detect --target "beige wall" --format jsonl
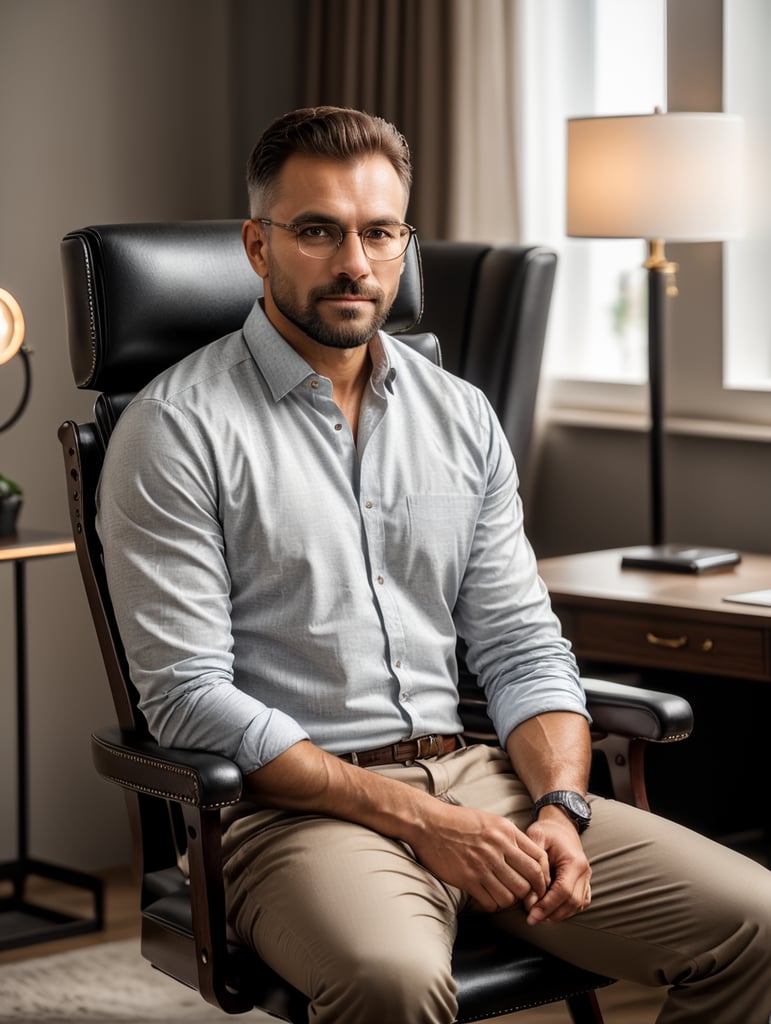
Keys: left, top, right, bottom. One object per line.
{"left": 0, "top": 0, "right": 301, "bottom": 869}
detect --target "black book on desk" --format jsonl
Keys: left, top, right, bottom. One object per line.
{"left": 620, "top": 544, "right": 742, "bottom": 573}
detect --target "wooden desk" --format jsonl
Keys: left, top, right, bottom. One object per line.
{"left": 538, "top": 548, "right": 771, "bottom": 682}
{"left": 538, "top": 548, "right": 771, "bottom": 844}
{"left": 0, "top": 529, "right": 103, "bottom": 949}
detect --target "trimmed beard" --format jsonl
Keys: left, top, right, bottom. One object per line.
{"left": 272, "top": 279, "right": 392, "bottom": 350}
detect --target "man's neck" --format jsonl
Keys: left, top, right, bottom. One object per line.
{"left": 289, "top": 331, "right": 374, "bottom": 442}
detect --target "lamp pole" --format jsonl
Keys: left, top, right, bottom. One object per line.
{"left": 644, "top": 240, "right": 678, "bottom": 547}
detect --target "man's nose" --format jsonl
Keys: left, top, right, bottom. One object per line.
{"left": 330, "top": 232, "right": 371, "bottom": 276}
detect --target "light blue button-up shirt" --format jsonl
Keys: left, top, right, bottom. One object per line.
{"left": 96, "top": 299, "right": 587, "bottom": 773}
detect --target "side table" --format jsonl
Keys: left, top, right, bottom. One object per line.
{"left": 538, "top": 547, "right": 771, "bottom": 846}
{"left": 0, "top": 528, "right": 104, "bottom": 950}
{"left": 537, "top": 547, "right": 771, "bottom": 681}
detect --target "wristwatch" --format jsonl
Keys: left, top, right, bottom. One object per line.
{"left": 532, "top": 790, "right": 591, "bottom": 834}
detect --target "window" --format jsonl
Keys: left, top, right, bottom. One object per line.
{"left": 723, "top": 0, "right": 771, "bottom": 390}
{"left": 518, "top": 0, "right": 665, "bottom": 387}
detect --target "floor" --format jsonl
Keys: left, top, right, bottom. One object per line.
{"left": 1, "top": 868, "right": 667, "bottom": 1023}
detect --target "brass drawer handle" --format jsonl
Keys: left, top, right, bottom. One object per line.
{"left": 646, "top": 631, "right": 687, "bottom": 649}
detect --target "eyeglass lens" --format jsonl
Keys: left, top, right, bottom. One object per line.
{"left": 296, "top": 223, "right": 411, "bottom": 261}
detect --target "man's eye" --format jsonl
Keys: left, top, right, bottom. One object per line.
{"left": 299, "top": 224, "right": 336, "bottom": 240}
{"left": 365, "top": 227, "right": 397, "bottom": 242}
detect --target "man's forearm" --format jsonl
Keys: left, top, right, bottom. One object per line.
{"left": 242, "top": 738, "right": 427, "bottom": 836}
{"left": 505, "top": 711, "right": 592, "bottom": 802}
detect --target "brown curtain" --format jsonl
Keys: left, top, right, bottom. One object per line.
{"left": 303, "top": 0, "right": 521, "bottom": 243}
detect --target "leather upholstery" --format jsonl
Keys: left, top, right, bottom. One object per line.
{"left": 402, "top": 241, "right": 557, "bottom": 480}
{"left": 60, "top": 220, "right": 424, "bottom": 394}
{"left": 58, "top": 221, "right": 693, "bottom": 1023}
{"left": 60, "top": 222, "right": 553, "bottom": 481}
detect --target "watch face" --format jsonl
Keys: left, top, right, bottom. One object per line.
{"left": 535, "top": 791, "right": 591, "bottom": 833}
{"left": 564, "top": 792, "right": 591, "bottom": 819}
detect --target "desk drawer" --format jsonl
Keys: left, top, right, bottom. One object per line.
{"left": 566, "top": 609, "right": 770, "bottom": 680}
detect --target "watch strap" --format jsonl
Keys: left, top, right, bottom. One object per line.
{"left": 532, "top": 790, "right": 591, "bottom": 833}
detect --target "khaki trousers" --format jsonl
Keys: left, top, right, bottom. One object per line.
{"left": 221, "top": 744, "right": 771, "bottom": 1024}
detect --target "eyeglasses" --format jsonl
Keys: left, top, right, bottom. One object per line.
{"left": 257, "top": 219, "right": 415, "bottom": 262}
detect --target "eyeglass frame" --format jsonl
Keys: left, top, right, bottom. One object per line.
{"left": 256, "top": 218, "right": 416, "bottom": 262}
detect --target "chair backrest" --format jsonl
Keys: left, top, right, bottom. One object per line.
{"left": 60, "top": 220, "right": 433, "bottom": 443}
{"left": 403, "top": 241, "right": 557, "bottom": 482}
{"left": 59, "top": 220, "right": 429, "bottom": 735}
{"left": 62, "top": 224, "right": 556, "bottom": 468}
{"left": 59, "top": 222, "right": 556, "bottom": 737}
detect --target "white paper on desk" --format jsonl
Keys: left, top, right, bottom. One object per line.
{"left": 723, "top": 589, "right": 771, "bottom": 607}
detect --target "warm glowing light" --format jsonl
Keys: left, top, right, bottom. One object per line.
{"left": 0, "top": 288, "right": 25, "bottom": 366}
{"left": 567, "top": 112, "right": 744, "bottom": 241}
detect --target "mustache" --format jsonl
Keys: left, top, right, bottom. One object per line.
{"left": 310, "top": 280, "right": 382, "bottom": 301}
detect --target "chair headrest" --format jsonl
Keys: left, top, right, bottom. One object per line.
{"left": 61, "top": 220, "right": 424, "bottom": 393}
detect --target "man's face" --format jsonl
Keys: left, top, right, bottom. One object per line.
{"left": 243, "top": 154, "right": 409, "bottom": 352}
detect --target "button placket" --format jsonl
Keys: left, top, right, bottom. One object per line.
{"left": 359, "top": 431, "right": 410, "bottom": 719}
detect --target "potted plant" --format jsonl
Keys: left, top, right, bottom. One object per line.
{"left": 0, "top": 473, "right": 23, "bottom": 537}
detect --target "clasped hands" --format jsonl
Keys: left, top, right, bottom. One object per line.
{"left": 410, "top": 802, "right": 592, "bottom": 925}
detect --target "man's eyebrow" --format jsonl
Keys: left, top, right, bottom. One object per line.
{"left": 290, "top": 212, "right": 338, "bottom": 225}
{"left": 290, "top": 213, "right": 404, "bottom": 227}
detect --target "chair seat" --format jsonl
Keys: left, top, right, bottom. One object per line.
{"left": 141, "top": 868, "right": 612, "bottom": 1024}
{"left": 452, "top": 915, "right": 613, "bottom": 1022}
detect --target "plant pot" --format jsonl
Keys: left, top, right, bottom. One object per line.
{"left": 0, "top": 495, "right": 22, "bottom": 537}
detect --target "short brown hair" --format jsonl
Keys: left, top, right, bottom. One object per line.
{"left": 246, "top": 106, "right": 412, "bottom": 216}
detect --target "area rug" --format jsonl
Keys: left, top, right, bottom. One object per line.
{"left": 0, "top": 939, "right": 273, "bottom": 1023}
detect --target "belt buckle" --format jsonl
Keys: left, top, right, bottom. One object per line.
{"left": 416, "top": 735, "right": 440, "bottom": 759}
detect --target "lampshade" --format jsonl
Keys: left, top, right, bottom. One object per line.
{"left": 567, "top": 112, "right": 744, "bottom": 242}
{"left": 0, "top": 287, "right": 25, "bottom": 366}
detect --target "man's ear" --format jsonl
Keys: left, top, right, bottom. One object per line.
{"left": 242, "top": 218, "right": 269, "bottom": 278}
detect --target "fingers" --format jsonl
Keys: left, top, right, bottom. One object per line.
{"left": 526, "top": 868, "right": 592, "bottom": 924}
{"left": 455, "top": 822, "right": 552, "bottom": 912}
{"left": 519, "top": 814, "right": 593, "bottom": 924}
{"left": 410, "top": 804, "right": 553, "bottom": 914}
{"left": 465, "top": 849, "right": 545, "bottom": 912}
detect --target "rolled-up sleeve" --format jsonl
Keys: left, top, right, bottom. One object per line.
{"left": 96, "top": 396, "right": 309, "bottom": 772}
{"left": 452, "top": 402, "right": 589, "bottom": 745}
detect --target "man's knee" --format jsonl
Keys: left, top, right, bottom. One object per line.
{"left": 317, "top": 946, "right": 457, "bottom": 1024}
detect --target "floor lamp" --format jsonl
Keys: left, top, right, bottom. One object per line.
{"left": 566, "top": 110, "right": 744, "bottom": 570}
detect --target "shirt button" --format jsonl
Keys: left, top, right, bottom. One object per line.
{"left": 334, "top": 422, "right": 343, "bottom": 431}
{"left": 310, "top": 379, "right": 319, "bottom": 389}
{"left": 376, "top": 575, "right": 384, "bottom": 585}
{"left": 364, "top": 500, "right": 373, "bottom": 509}
{"left": 395, "top": 659, "right": 402, "bottom": 669}
{"left": 400, "top": 691, "right": 410, "bottom": 703}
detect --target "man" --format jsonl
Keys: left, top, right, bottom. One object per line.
{"left": 97, "top": 107, "right": 771, "bottom": 1023}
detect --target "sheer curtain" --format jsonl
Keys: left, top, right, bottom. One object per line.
{"left": 303, "top": 0, "right": 523, "bottom": 243}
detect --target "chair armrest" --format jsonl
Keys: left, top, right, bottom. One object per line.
{"left": 582, "top": 678, "right": 693, "bottom": 811}
{"left": 91, "top": 724, "right": 243, "bottom": 808}
{"left": 91, "top": 725, "right": 252, "bottom": 1012}
{"left": 583, "top": 678, "right": 693, "bottom": 743}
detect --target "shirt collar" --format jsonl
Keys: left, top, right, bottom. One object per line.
{"left": 242, "top": 297, "right": 399, "bottom": 401}
{"left": 369, "top": 333, "right": 398, "bottom": 396}
{"left": 242, "top": 299, "right": 316, "bottom": 402}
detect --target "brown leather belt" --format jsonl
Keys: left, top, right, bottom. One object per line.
{"left": 339, "top": 734, "right": 460, "bottom": 768}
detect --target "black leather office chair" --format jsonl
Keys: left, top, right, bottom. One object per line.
{"left": 58, "top": 221, "right": 693, "bottom": 1023}
{"left": 403, "top": 241, "right": 556, "bottom": 485}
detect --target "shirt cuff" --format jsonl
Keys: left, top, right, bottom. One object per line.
{"left": 235, "top": 706, "right": 311, "bottom": 773}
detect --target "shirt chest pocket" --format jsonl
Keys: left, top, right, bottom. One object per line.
{"left": 404, "top": 493, "right": 482, "bottom": 593}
